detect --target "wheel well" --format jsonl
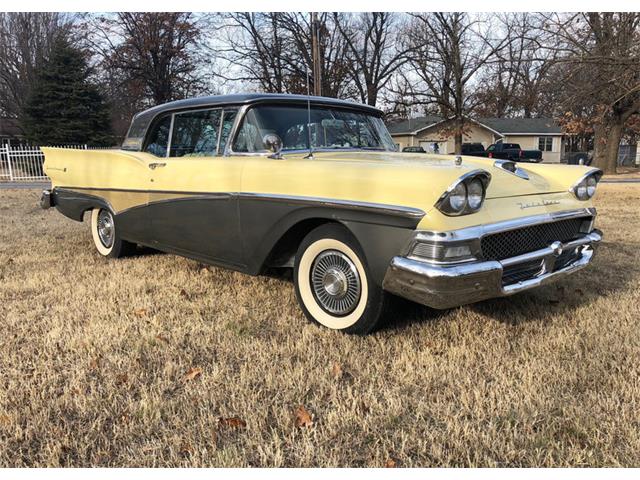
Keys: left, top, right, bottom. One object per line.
{"left": 262, "top": 218, "right": 341, "bottom": 271}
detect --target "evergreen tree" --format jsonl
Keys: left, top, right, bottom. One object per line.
{"left": 23, "top": 37, "right": 113, "bottom": 146}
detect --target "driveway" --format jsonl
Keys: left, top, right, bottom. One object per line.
{"left": 0, "top": 181, "right": 50, "bottom": 189}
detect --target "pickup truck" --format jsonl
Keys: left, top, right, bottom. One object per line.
{"left": 462, "top": 142, "right": 542, "bottom": 162}
{"left": 484, "top": 143, "right": 542, "bottom": 162}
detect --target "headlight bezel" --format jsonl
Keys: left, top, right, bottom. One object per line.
{"left": 435, "top": 170, "right": 491, "bottom": 216}
{"left": 570, "top": 170, "right": 603, "bottom": 201}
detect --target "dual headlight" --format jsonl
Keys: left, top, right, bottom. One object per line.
{"left": 571, "top": 170, "right": 602, "bottom": 201}
{"left": 436, "top": 170, "right": 491, "bottom": 216}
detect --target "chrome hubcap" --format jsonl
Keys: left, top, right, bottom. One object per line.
{"left": 97, "top": 210, "right": 114, "bottom": 248}
{"left": 311, "top": 250, "right": 361, "bottom": 316}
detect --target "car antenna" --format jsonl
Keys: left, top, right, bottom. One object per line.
{"left": 304, "top": 63, "right": 314, "bottom": 159}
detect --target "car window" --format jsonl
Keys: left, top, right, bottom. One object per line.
{"left": 486, "top": 145, "right": 495, "bottom": 152}
{"left": 218, "top": 109, "right": 238, "bottom": 154}
{"left": 144, "top": 114, "right": 172, "bottom": 157}
{"left": 232, "top": 104, "right": 396, "bottom": 153}
{"left": 170, "top": 109, "right": 221, "bottom": 158}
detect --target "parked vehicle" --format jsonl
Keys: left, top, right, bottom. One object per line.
{"left": 41, "top": 93, "right": 603, "bottom": 334}
{"left": 402, "top": 146, "right": 426, "bottom": 153}
{"left": 566, "top": 152, "right": 593, "bottom": 166}
{"left": 482, "top": 142, "right": 543, "bottom": 162}
{"left": 461, "top": 143, "right": 486, "bottom": 156}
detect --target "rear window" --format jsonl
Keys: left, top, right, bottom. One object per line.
{"left": 502, "top": 143, "right": 520, "bottom": 149}
{"left": 122, "top": 114, "right": 152, "bottom": 151}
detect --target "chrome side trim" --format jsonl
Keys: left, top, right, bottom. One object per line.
{"left": 238, "top": 192, "right": 426, "bottom": 219}
{"left": 54, "top": 186, "right": 425, "bottom": 220}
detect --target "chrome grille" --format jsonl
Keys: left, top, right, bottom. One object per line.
{"left": 481, "top": 217, "right": 590, "bottom": 261}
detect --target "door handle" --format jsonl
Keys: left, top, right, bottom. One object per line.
{"left": 148, "top": 162, "right": 167, "bottom": 170}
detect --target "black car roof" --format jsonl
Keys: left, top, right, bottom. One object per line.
{"left": 134, "top": 93, "right": 382, "bottom": 119}
{"left": 122, "top": 93, "right": 384, "bottom": 151}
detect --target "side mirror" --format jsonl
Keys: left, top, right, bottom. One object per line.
{"left": 263, "top": 133, "right": 283, "bottom": 159}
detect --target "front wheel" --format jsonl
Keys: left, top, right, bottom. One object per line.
{"left": 90, "top": 208, "right": 136, "bottom": 258}
{"left": 294, "top": 223, "right": 387, "bottom": 334}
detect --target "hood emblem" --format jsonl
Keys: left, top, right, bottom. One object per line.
{"left": 517, "top": 199, "right": 561, "bottom": 209}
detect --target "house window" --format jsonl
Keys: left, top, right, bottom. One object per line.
{"left": 538, "top": 136, "right": 553, "bottom": 152}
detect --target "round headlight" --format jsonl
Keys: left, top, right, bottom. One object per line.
{"left": 586, "top": 175, "right": 597, "bottom": 198}
{"left": 576, "top": 179, "right": 588, "bottom": 200}
{"left": 467, "top": 178, "right": 484, "bottom": 210}
{"left": 449, "top": 182, "right": 467, "bottom": 211}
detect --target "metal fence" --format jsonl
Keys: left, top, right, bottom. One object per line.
{"left": 0, "top": 144, "right": 113, "bottom": 182}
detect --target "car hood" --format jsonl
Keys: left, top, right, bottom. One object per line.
{"left": 286, "top": 150, "right": 587, "bottom": 199}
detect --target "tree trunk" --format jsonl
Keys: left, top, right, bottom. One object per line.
{"left": 593, "top": 115, "right": 623, "bottom": 174}
{"left": 454, "top": 116, "right": 463, "bottom": 155}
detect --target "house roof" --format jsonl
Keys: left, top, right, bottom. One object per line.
{"left": 387, "top": 115, "right": 562, "bottom": 136}
{"left": 386, "top": 115, "right": 443, "bottom": 135}
{"left": 480, "top": 117, "right": 562, "bottom": 135}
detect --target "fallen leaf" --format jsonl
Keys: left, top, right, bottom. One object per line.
{"left": 180, "top": 289, "right": 189, "bottom": 298}
{"left": 294, "top": 405, "right": 313, "bottom": 428}
{"left": 218, "top": 417, "right": 247, "bottom": 429}
{"left": 155, "top": 334, "right": 169, "bottom": 343}
{"left": 179, "top": 440, "right": 193, "bottom": 456}
{"left": 115, "top": 373, "right": 128, "bottom": 386}
{"left": 182, "top": 367, "right": 202, "bottom": 382}
{"left": 331, "top": 362, "right": 343, "bottom": 379}
{"left": 89, "top": 358, "right": 99, "bottom": 371}
{"left": 133, "top": 308, "right": 147, "bottom": 317}
{"left": 385, "top": 457, "right": 399, "bottom": 468}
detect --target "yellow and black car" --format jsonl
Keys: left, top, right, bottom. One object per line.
{"left": 42, "top": 94, "right": 603, "bottom": 334}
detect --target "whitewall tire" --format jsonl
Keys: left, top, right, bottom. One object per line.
{"left": 294, "top": 224, "right": 387, "bottom": 334}
{"left": 90, "top": 208, "right": 135, "bottom": 258}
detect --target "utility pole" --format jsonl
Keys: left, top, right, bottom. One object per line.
{"left": 311, "top": 12, "right": 322, "bottom": 96}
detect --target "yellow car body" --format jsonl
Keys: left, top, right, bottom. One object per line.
{"left": 41, "top": 94, "right": 603, "bottom": 333}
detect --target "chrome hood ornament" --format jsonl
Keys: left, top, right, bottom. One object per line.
{"left": 494, "top": 160, "right": 529, "bottom": 180}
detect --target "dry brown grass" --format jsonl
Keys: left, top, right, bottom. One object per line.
{"left": 0, "top": 184, "right": 639, "bottom": 467}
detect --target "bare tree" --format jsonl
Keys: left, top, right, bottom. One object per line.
{"left": 474, "top": 13, "right": 559, "bottom": 118}
{"left": 542, "top": 13, "right": 640, "bottom": 173}
{"left": 0, "top": 13, "right": 73, "bottom": 122}
{"left": 89, "top": 13, "right": 206, "bottom": 107}
{"left": 400, "top": 12, "right": 511, "bottom": 154}
{"left": 333, "top": 12, "right": 409, "bottom": 106}
{"left": 215, "top": 13, "right": 353, "bottom": 98}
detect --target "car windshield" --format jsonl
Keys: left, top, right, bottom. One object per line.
{"left": 233, "top": 104, "right": 396, "bottom": 153}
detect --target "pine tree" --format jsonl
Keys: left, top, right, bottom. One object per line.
{"left": 23, "top": 37, "right": 114, "bottom": 146}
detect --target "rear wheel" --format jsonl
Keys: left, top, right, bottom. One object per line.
{"left": 90, "top": 208, "right": 136, "bottom": 258}
{"left": 294, "top": 223, "right": 387, "bottom": 334}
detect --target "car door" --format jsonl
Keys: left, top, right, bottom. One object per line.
{"left": 146, "top": 108, "right": 245, "bottom": 268}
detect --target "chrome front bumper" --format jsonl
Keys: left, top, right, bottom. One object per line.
{"left": 382, "top": 230, "right": 602, "bottom": 310}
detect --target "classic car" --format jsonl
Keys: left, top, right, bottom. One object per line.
{"left": 41, "top": 93, "right": 603, "bottom": 334}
